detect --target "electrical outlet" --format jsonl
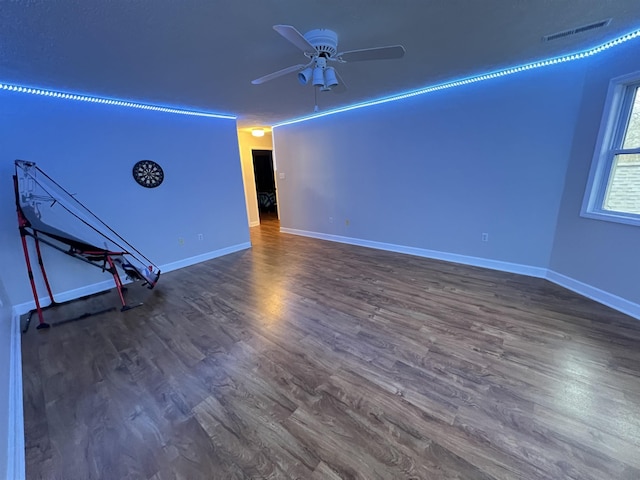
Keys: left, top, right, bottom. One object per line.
{"left": 345, "top": 219, "right": 350, "bottom": 226}
{"left": 481, "top": 233, "right": 489, "bottom": 242}
{"left": 329, "top": 216, "right": 334, "bottom": 223}
{"left": 198, "top": 233, "right": 204, "bottom": 241}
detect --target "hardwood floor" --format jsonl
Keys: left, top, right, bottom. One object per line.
{"left": 22, "top": 216, "right": 640, "bottom": 479}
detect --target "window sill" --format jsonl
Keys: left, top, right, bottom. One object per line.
{"left": 580, "top": 209, "right": 640, "bottom": 227}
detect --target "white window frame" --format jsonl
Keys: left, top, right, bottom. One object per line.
{"left": 582, "top": 71, "right": 640, "bottom": 226}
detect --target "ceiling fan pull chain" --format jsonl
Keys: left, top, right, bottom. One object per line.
{"left": 314, "top": 86, "right": 319, "bottom": 112}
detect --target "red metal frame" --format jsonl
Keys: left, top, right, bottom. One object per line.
{"left": 33, "top": 232, "right": 56, "bottom": 303}
{"left": 13, "top": 175, "right": 139, "bottom": 328}
{"left": 106, "top": 256, "right": 129, "bottom": 310}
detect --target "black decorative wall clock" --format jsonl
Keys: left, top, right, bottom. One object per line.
{"left": 132, "top": 160, "right": 164, "bottom": 188}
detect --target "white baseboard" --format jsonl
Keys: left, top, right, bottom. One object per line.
{"left": 11, "top": 242, "right": 252, "bottom": 316}
{"left": 11, "top": 278, "right": 121, "bottom": 317}
{"left": 280, "top": 227, "right": 640, "bottom": 321}
{"left": 249, "top": 220, "right": 260, "bottom": 227}
{"left": 546, "top": 270, "right": 640, "bottom": 320}
{"left": 7, "top": 313, "right": 25, "bottom": 480}
{"left": 160, "top": 242, "right": 251, "bottom": 273}
{"left": 280, "top": 228, "right": 547, "bottom": 278}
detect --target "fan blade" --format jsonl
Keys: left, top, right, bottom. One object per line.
{"left": 332, "top": 70, "right": 347, "bottom": 94}
{"left": 251, "top": 64, "right": 308, "bottom": 85}
{"left": 337, "top": 45, "right": 405, "bottom": 63}
{"left": 273, "top": 25, "right": 317, "bottom": 55}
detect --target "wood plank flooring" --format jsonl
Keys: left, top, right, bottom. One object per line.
{"left": 22, "top": 216, "right": 640, "bottom": 479}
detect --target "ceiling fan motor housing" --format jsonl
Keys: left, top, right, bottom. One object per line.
{"left": 303, "top": 29, "right": 338, "bottom": 57}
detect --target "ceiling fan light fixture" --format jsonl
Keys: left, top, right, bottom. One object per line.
{"left": 298, "top": 67, "right": 313, "bottom": 85}
{"left": 312, "top": 66, "right": 325, "bottom": 86}
{"left": 250, "top": 24, "right": 406, "bottom": 95}
{"left": 324, "top": 67, "right": 338, "bottom": 88}
{"left": 251, "top": 128, "right": 265, "bottom": 137}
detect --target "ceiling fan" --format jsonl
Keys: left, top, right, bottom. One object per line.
{"left": 251, "top": 25, "right": 406, "bottom": 93}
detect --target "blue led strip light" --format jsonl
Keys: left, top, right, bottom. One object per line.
{"left": 0, "top": 83, "right": 236, "bottom": 120}
{"left": 274, "top": 28, "right": 640, "bottom": 128}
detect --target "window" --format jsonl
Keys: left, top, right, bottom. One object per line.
{"left": 582, "top": 73, "right": 640, "bottom": 225}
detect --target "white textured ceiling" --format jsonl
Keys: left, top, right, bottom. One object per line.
{"left": 1, "top": 1, "right": 640, "bottom": 127}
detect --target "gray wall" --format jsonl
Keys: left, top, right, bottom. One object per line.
{"left": 275, "top": 38, "right": 640, "bottom": 309}
{"left": 275, "top": 61, "right": 586, "bottom": 269}
{"left": 551, "top": 39, "right": 640, "bottom": 304}
{"left": 0, "top": 90, "right": 249, "bottom": 306}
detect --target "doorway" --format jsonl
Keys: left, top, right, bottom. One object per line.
{"left": 252, "top": 149, "right": 277, "bottom": 221}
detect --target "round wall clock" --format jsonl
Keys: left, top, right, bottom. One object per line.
{"left": 132, "top": 160, "right": 164, "bottom": 188}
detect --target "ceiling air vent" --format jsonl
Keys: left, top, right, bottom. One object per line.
{"left": 543, "top": 18, "right": 611, "bottom": 42}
